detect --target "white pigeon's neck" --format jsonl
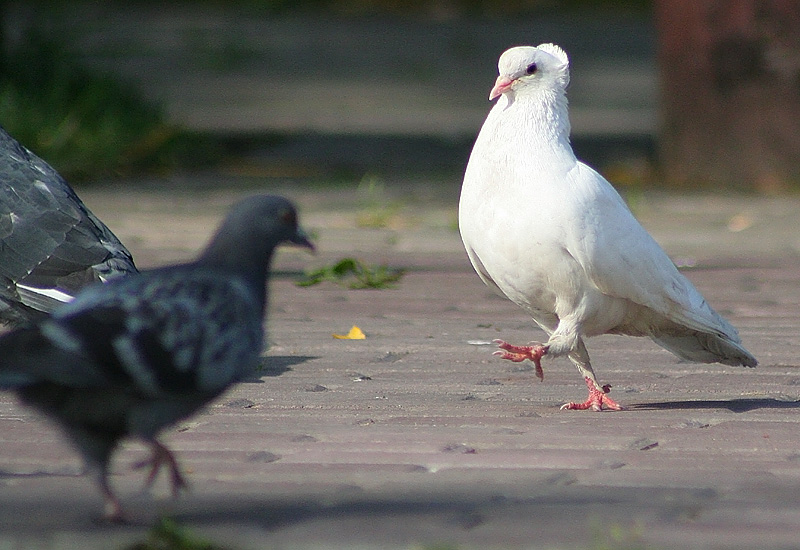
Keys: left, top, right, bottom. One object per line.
{"left": 495, "top": 88, "right": 572, "bottom": 150}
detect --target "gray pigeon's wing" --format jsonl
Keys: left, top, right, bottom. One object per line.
{"left": 0, "top": 126, "right": 137, "bottom": 323}
{"left": 0, "top": 267, "right": 263, "bottom": 399}
{"left": 46, "top": 267, "right": 265, "bottom": 396}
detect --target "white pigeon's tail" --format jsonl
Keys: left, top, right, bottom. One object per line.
{"left": 651, "top": 332, "right": 757, "bottom": 368}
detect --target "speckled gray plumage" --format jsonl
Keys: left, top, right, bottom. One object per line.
{"left": 0, "top": 194, "right": 313, "bottom": 520}
{"left": 0, "top": 126, "right": 137, "bottom": 325}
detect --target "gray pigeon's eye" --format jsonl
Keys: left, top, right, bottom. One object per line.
{"left": 526, "top": 63, "right": 537, "bottom": 75}
{"left": 280, "top": 208, "right": 297, "bottom": 227}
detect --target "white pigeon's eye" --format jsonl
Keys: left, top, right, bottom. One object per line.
{"left": 526, "top": 63, "right": 538, "bottom": 75}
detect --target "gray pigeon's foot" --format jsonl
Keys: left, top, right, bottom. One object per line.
{"left": 134, "top": 440, "right": 188, "bottom": 497}
{"left": 99, "top": 478, "right": 126, "bottom": 523}
{"left": 560, "top": 376, "right": 624, "bottom": 412}
{"left": 492, "top": 339, "right": 547, "bottom": 381}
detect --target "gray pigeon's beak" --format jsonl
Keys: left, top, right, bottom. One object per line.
{"left": 290, "top": 228, "right": 315, "bottom": 252}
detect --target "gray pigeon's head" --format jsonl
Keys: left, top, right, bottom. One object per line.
{"left": 489, "top": 43, "right": 570, "bottom": 100}
{"left": 230, "top": 195, "right": 312, "bottom": 248}
{"left": 200, "top": 195, "right": 313, "bottom": 270}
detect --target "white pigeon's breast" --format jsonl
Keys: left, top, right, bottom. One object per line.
{"left": 460, "top": 161, "right": 576, "bottom": 315}
{"left": 460, "top": 194, "right": 640, "bottom": 336}
{"left": 458, "top": 116, "right": 634, "bottom": 334}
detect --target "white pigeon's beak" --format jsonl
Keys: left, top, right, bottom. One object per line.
{"left": 489, "top": 75, "right": 514, "bottom": 100}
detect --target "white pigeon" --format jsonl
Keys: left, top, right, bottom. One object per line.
{"left": 458, "top": 43, "right": 757, "bottom": 411}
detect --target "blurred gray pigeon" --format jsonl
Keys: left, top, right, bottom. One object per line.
{"left": 0, "top": 194, "right": 313, "bottom": 520}
{"left": 459, "top": 44, "right": 757, "bottom": 411}
{"left": 0, "top": 125, "right": 137, "bottom": 325}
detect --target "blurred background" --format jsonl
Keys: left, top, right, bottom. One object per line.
{"left": 0, "top": 0, "right": 797, "bottom": 192}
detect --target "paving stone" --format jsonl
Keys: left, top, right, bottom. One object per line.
{"left": 1, "top": 185, "right": 799, "bottom": 549}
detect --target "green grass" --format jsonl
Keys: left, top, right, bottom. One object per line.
{"left": 125, "top": 517, "right": 231, "bottom": 550}
{"left": 356, "top": 174, "right": 406, "bottom": 229}
{"left": 590, "top": 519, "right": 652, "bottom": 550}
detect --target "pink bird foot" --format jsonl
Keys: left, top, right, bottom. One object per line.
{"left": 134, "top": 440, "right": 188, "bottom": 497}
{"left": 100, "top": 479, "right": 126, "bottom": 523}
{"left": 492, "top": 339, "right": 547, "bottom": 381}
{"left": 560, "top": 376, "right": 624, "bottom": 412}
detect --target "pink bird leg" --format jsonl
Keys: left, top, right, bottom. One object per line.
{"left": 492, "top": 339, "right": 546, "bottom": 381}
{"left": 97, "top": 440, "right": 187, "bottom": 523}
{"left": 492, "top": 340, "right": 624, "bottom": 411}
{"left": 560, "top": 376, "right": 624, "bottom": 412}
{"left": 99, "top": 475, "right": 125, "bottom": 523}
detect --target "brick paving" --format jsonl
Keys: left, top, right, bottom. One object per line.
{"left": 1, "top": 184, "right": 799, "bottom": 549}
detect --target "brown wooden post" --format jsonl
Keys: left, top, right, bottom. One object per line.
{"left": 655, "top": 0, "right": 800, "bottom": 192}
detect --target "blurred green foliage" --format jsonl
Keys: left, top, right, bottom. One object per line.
{"left": 0, "top": 31, "right": 217, "bottom": 181}
{"left": 228, "top": 0, "right": 650, "bottom": 15}
{"left": 0, "top": 0, "right": 648, "bottom": 181}
{"left": 30, "top": 0, "right": 650, "bottom": 15}
{"left": 125, "top": 517, "right": 230, "bottom": 550}
{"left": 298, "top": 257, "right": 405, "bottom": 289}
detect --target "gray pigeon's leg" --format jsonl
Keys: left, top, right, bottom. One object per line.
{"left": 64, "top": 430, "right": 125, "bottom": 521}
{"left": 96, "top": 464, "right": 125, "bottom": 523}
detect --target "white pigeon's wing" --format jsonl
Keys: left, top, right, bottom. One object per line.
{"left": 566, "top": 163, "right": 740, "bottom": 342}
{"left": 463, "top": 244, "right": 506, "bottom": 297}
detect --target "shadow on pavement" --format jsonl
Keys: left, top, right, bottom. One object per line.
{"left": 170, "top": 488, "right": 683, "bottom": 534}
{"left": 242, "top": 355, "right": 318, "bottom": 382}
{"left": 629, "top": 398, "right": 800, "bottom": 413}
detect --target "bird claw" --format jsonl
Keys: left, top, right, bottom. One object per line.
{"left": 133, "top": 440, "right": 188, "bottom": 497}
{"left": 99, "top": 487, "right": 127, "bottom": 524}
{"left": 560, "top": 377, "right": 624, "bottom": 411}
{"left": 491, "top": 349, "right": 528, "bottom": 362}
{"left": 97, "top": 439, "right": 188, "bottom": 523}
{"left": 101, "top": 505, "right": 127, "bottom": 524}
{"left": 492, "top": 339, "right": 547, "bottom": 381}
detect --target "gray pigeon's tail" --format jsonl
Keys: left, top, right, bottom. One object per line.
{"left": 0, "top": 321, "right": 109, "bottom": 391}
{"left": 0, "top": 326, "right": 60, "bottom": 389}
{"left": 651, "top": 331, "right": 757, "bottom": 368}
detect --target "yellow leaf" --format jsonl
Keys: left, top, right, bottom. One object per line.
{"left": 333, "top": 325, "right": 366, "bottom": 340}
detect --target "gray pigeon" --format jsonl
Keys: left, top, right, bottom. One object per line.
{"left": 0, "top": 125, "right": 137, "bottom": 325}
{"left": 0, "top": 194, "right": 313, "bottom": 521}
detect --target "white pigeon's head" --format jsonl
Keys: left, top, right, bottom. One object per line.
{"left": 489, "top": 43, "right": 570, "bottom": 101}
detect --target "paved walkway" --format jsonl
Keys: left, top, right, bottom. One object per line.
{"left": 1, "top": 182, "right": 799, "bottom": 549}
